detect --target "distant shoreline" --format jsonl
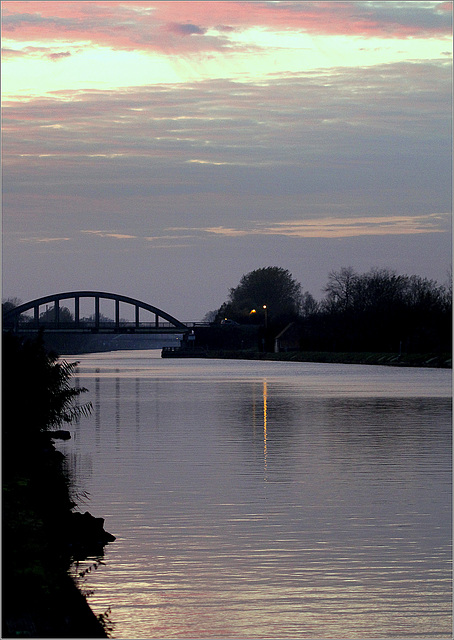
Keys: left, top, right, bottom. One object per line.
{"left": 197, "top": 350, "right": 452, "bottom": 368}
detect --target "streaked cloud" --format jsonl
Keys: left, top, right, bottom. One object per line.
{"left": 3, "top": 61, "right": 450, "bottom": 227}
{"left": 80, "top": 230, "right": 198, "bottom": 246}
{"left": 70, "top": 212, "right": 452, "bottom": 246}
{"left": 81, "top": 230, "right": 137, "bottom": 240}
{"left": 200, "top": 213, "right": 450, "bottom": 239}
{"left": 19, "top": 236, "right": 71, "bottom": 243}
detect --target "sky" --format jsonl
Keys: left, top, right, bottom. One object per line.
{"left": 2, "top": 1, "right": 452, "bottom": 321}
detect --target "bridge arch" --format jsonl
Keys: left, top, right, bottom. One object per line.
{"left": 3, "top": 291, "right": 188, "bottom": 334}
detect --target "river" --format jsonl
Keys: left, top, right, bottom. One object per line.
{"left": 57, "top": 350, "right": 452, "bottom": 639}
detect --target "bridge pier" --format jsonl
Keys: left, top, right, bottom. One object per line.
{"left": 115, "top": 299, "right": 120, "bottom": 331}
{"left": 75, "top": 297, "right": 80, "bottom": 328}
{"left": 95, "top": 296, "right": 100, "bottom": 331}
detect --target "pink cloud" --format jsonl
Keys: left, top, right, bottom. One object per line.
{"left": 2, "top": 44, "right": 74, "bottom": 61}
{"left": 1, "top": 1, "right": 451, "bottom": 59}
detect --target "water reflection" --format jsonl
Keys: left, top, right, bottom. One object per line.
{"left": 320, "top": 397, "right": 452, "bottom": 471}
{"left": 61, "top": 354, "right": 451, "bottom": 639}
{"left": 95, "top": 377, "right": 101, "bottom": 448}
{"left": 226, "top": 378, "right": 301, "bottom": 463}
{"left": 115, "top": 377, "right": 120, "bottom": 451}
{"left": 135, "top": 377, "right": 140, "bottom": 436}
{"left": 263, "top": 379, "right": 267, "bottom": 478}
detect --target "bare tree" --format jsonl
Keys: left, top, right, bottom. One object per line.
{"left": 323, "top": 266, "right": 357, "bottom": 312}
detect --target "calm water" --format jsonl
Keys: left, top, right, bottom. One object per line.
{"left": 58, "top": 350, "right": 452, "bottom": 639}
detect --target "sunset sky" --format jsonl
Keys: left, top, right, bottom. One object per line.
{"left": 2, "top": 1, "right": 452, "bottom": 320}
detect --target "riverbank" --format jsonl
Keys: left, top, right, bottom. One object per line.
{"left": 3, "top": 431, "right": 112, "bottom": 638}
{"left": 202, "top": 350, "right": 452, "bottom": 368}
{"left": 2, "top": 334, "right": 114, "bottom": 638}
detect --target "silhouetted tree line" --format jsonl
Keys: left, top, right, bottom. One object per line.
{"left": 3, "top": 264, "right": 452, "bottom": 355}
{"left": 210, "top": 266, "right": 452, "bottom": 354}
{"left": 301, "top": 267, "right": 451, "bottom": 354}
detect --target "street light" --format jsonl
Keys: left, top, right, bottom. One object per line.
{"left": 263, "top": 305, "right": 268, "bottom": 329}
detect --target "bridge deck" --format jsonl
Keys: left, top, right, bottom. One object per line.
{"left": 4, "top": 322, "right": 190, "bottom": 334}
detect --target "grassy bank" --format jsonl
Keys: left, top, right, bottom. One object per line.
{"left": 203, "top": 350, "right": 452, "bottom": 368}
{"left": 2, "top": 334, "right": 113, "bottom": 638}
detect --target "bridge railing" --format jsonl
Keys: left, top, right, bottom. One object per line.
{"left": 4, "top": 318, "right": 212, "bottom": 329}
{"left": 4, "top": 319, "right": 189, "bottom": 332}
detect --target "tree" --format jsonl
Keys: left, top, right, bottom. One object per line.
{"left": 218, "top": 267, "right": 303, "bottom": 324}
{"left": 300, "top": 291, "right": 319, "bottom": 317}
{"left": 84, "top": 313, "right": 113, "bottom": 323}
{"left": 444, "top": 266, "right": 452, "bottom": 302}
{"left": 40, "top": 306, "right": 74, "bottom": 323}
{"left": 2, "top": 297, "right": 22, "bottom": 315}
{"left": 322, "top": 266, "right": 357, "bottom": 313}
{"left": 316, "top": 266, "right": 452, "bottom": 353}
{"left": 403, "top": 275, "right": 446, "bottom": 311}
{"left": 202, "top": 309, "right": 218, "bottom": 323}
{"left": 2, "top": 333, "right": 91, "bottom": 439}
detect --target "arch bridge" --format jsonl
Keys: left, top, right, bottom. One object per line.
{"left": 3, "top": 291, "right": 189, "bottom": 335}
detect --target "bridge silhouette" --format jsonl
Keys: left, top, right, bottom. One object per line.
{"left": 3, "top": 291, "right": 192, "bottom": 335}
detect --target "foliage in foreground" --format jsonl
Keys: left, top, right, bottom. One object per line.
{"left": 3, "top": 332, "right": 92, "bottom": 440}
{"left": 2, "top": 333, "right": 109, "bottom": 638}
